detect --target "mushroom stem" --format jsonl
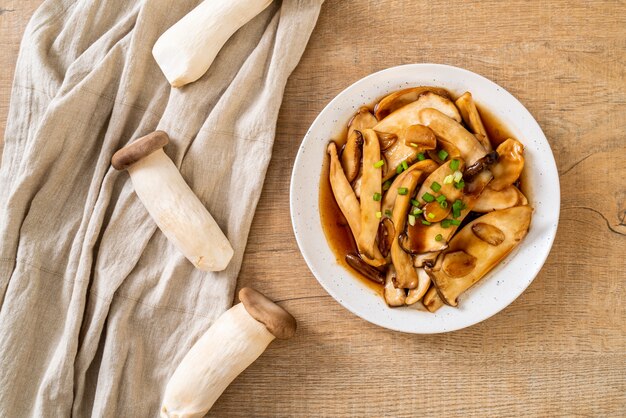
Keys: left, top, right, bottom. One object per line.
{"left": 161, "top": 288, "right": 296, "bottom": 418}
{"left": 112, "top": 132, "right": 234, "bottom": 271}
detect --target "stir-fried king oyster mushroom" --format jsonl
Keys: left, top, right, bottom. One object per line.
{"left": 473, "top": 184, "right": 528, "bottom": 212}
{"left": 374, "top": 92, "right": 461, "bottom": 178}
{"left": 323, "top": 87, "right": 532, "bottom": 313}
{"left": 490, "top": 138, "right": 525, "bottom": 191}
{"left": 375, "top": 86, "right": 452, "bottom": 120}
{"left": 426, "top": 206, "right": 532, "bottom": 306}
{"left": 359, "top": 129, "right": 383, "bottom": 259}
{"left": 327, "top": 142, "right": 385, "bottom": 266}
{"left": 390, "top": 170, "right": 422, "bottom": 289}
{"left": 455, "top": 92, "right": 492, "bottom": 152}
{"left": 417, "top": 108, "right": 487, "bottom": 166}
{"left": 384, "top": 265, "right": 406, "bottom": 307}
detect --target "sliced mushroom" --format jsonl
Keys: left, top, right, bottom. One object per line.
{"left": 417, "top": 108, "right": 487, "bottom": 166}
{"left": 412, "top": 252, "right": 438, "bottom": 268}
{"left": 340, "top": 130, "right": 363, "bottom": 183}
{"left": 374, "top": 92, "right": 462, "bottom": 179}
{"left": 327, "top": 142, "right": 362, "bottom": 240}
{"left": 441, "top": 250, "right": 477, "bottom": 277}
{"left": 426, "top": 206, "right": 533, "bottom": 306}
{"left": 422, "top": 286, "right": 445, "bottom": 313}
{"left": 463, "top": 151, "right": 499, "bottom": 181}
{"left": 472, "top": 222, "right": 505, "bottom": 246}
{"left": 348, "top": 106, "right": 378, "bottom": 138}
{"left": 400, "top": 160, "right": 466, "bottom": 254}
{"left": 359, "top": 129, "right": 383, "bottom": 259}
{"left": 381, "top": 159, "right": 439, "bottom": 216}
{"left": 455, "top": 92, "right": 492, "bottom": 151}
{"left": 390, "top": 170, "right": 421, "bottom": 289}
{"left": 345, "top": 254, "right": 385, "bottom": 284}
{"left": 377, "top": 217, "right": 395, "bottom": 258}
{"left": 376, "top": 131, "right": 398, "bottom": 151}
{"left": 374, "top": 86, "right": 452, "bottom": 120}
{"left": 402, "top": 125, "right": 437, "bottom": 149}
{"left": 490, "top": 138, "right": 525, "bottom": 191}
{"left": 352, "top": 173, "right": 362, "bottom": 199}
{"left": 473, "top": 185, "right": 528, "bottom": 212}
{"left": 384, "top": 265, "right": 406, "bottom": 307}
{"left": 405, "top": 268, "right": 431, "bottom": 305}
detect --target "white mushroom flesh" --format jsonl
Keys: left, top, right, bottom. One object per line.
{"left": 490, "top": 138, "right": 525, "bottom": 191}
{"left": 129, "top": 149, "right": 234, "bottom": 271}
{"left": 455, "top": 92, "right": 492, "bottom": 151}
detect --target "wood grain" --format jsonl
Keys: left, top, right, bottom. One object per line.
{"left": 2, "top": 0, "right": 625, "bottom": 416}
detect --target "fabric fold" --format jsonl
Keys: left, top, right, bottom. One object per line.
{"left": 0, "top": 0, "right": 323, "bottom": 416}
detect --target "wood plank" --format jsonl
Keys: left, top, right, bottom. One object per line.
{"left": 2, "top": 0, "right": 625, "bottom": 416}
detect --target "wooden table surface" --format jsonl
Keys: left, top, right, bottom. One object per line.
{"left": 2, "top": 1, "right": 625, "bottom": 416}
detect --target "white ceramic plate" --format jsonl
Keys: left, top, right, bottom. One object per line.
{"left": 290, "top": 64, "right": 559, "bottom": 334}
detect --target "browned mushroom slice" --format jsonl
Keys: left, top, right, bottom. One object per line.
{"left": 490, "top": 138, "right": 525, "bottom": 191}
{"left": 347, "top": 106, "right": 377, "bottom": 138}
{"left": 374, "top": 92, "right": 462, "bottom": 180}
{"left": 412, "top": 252, "right": 438, "bottom": 268}
{"left": 422, "top": 285, "right": 445, "bottom": 312}
{"left": 376, "top": 132, "right": 398, "bottom": 151}
{"left": 417, "top": 108, "right": 487, "bottom": 166}
{"left": 327, "top": 142, "right": 361, "bottom": 240}
{"left": 374, "top": 86, "right": 452, "bottom": 120}
{"left": 472, "top": 223, "right": 505, "bottom": 246}
{"left": 381, "top": 159, "right": 439, "bottom": 215}
{"left": 405, "top": 268, "right": 431, "bottom": 305}
{"left": 402, "top": 125, "right": 437, "bottom": 149}
{"left": 351, "top": 174, "right": 362, "bottom": 199}
{"left": 384, "top": 265, "right": 406, "bottom": 307}
{"left": 345, "top": 253, "right": 385, "bottom": 284}
{"left": 455, "top": 92, "right": 492, "bottom": 151}
{"left": 340, "top": 130, "right": 363, "bottom": 183}
{"left": 390, "top": 170, "right": 421, "bottom": 289}
{"left": 426, "top": 206, "right": 532, "bottom": 307}
{"left": 400, "top": 160, "right": 466, "bottom": 254}
{"left": 377, "top": 217, "right": 395, "bottom": 258}
{"left": 473, "top": 185, "right": 528, "bottom": 212}
{"left": 358, "top": 129, "right": 383, "bottom": 259}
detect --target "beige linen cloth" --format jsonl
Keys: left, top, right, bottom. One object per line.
{"left": 0, "top": 0, "right": 322, "bottom": 416}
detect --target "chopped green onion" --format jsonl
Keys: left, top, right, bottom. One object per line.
{"left": 443, "top": 174, "right": 454, "bottom": 185}
{"left": 436, "top": 195, "right": 447, "bottom": 203}
{"left": 454, "top": 181, "right": 465, "bottom": 190}
{"left": 385, "top": 209, "right": 393, "bottom": 217}
{"left": 431, "top": 182, "right": 442, "bottom": 192}
{"left": 411, "top": 199, "right": 420, "bottom": 206}
{"left": 427, "top": 212, "right": 436, "bottom": 219}
{"left": 374, "top": 159, "right": 385, "bottom": 168}
{"left": 453, "top": 170, "right": 463, "bottom": 183}
{"left": 438, "top": 149, "right": 449, "bottom": 161}
{"left": 421, "top": 220, "right": 432, "bottom": 226}
{"left": 398, "top": 187, "right": 408, "bottom": 195}
{"left": 450, "top": 159, "right": 460, "bottom": 171}
{"left": 422, "top": 192, "right": 435, "bottom": 202}
{"left": 383, "top": 180, "right": 392, "bottom": 191}
{"left": 373, "top": 192, "right": 382, "bottom": 201}
{"left": 412, "top": 207, "right": 423, "bottom": 216}
{"left": 408, "top": 214, "right": 416, "bottom": 226}
{"left": 396, "top": 164, "right": 404, "bottom": 174}
{"left": 401, "top": 160, "right": 409, "bottom": 170}
{"left": 451, "top": 219, "right": 461, "bottom": 226}
{"left": 441, "top": 219, "right": 452, "bottom": 228}
{"left": 439, "top": 200, "right": 448, "bottom": 209}
{"left": 435, "top": 234, "right": 443, "bottom": 242}
{"left": 375, "top": 211, "right": 382, "bottom": 219}
{"left": 409, "top": 143, "right": 418, "bottom": 148}
{"left": 417, "top": 152, "right": 426, "bottom": 161}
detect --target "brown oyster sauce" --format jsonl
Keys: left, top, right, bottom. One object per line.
{"left": 319, "top": 95, "right": 524, "bottom": 294}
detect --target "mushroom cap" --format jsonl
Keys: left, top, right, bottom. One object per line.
{"left": 111, "top": 131, "right": 170, "bottom": 170}
{"left": 239, "top": 287, "right": 297, "bottom": 339}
